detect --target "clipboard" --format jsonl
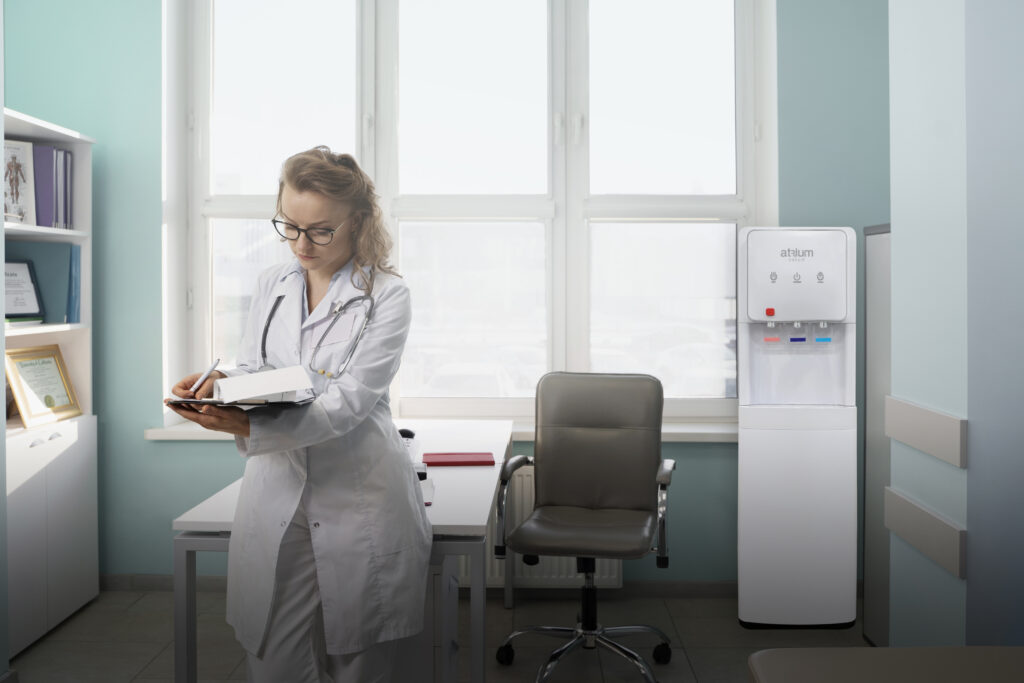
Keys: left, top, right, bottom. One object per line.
{"left": 165, "top": 396, "right": 314, "bottom": 409}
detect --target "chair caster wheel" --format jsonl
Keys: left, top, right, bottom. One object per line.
{"left": 653, "top": 642, "right": 672, "bottom": 664}
{"left": 496, "top": 644, "right": 515, "bottom": 665}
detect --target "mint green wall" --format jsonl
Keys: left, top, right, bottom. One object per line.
{"left": 775, "top": 0, "right": 890, "bottom": 585}
{"left": 4, "top": 0, "right": 243, "bottom": 577}
{"left": 963, "top": 0, "right": 1024, "bottom": 646}
{"left": 888, "top": 0, "right": 967, "bottom": 646}
{"left": 3, "top": 1, "right": 890, "bottom": 587}
{"left": 623, "top": 443, "right": 738, "bottom": 581}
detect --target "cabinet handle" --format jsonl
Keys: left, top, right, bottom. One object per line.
{"left": 48, "top": 432, "right": 62, "bottom": 441}
{"left": 29, "top": 439, "right": 45, "bottom": 448}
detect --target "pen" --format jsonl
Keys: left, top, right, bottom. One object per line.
{"left": 189, "top": 358, "right": 221, "bottom": 393}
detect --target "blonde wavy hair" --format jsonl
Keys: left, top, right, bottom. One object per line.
{"left": 276, "top": 146, "right": 398, "bottom": 292}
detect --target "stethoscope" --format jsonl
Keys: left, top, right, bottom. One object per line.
{"left": 260, "top": 292, "right": 375, "bottom": 379}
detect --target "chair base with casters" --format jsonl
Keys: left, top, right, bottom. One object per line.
{"left": 495, "top": 557, "right": 672, "bottom": 683}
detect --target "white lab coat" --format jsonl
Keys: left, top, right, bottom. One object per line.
{"left": 221, "top": 258, "right": 432, "bottom": 656}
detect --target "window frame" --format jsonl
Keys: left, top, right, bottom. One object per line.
{"left": 163, "top": 0, "right": 778, "bottom": 427}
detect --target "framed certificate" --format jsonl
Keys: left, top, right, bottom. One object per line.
{"left": 5, "top": 260, "right": 45, "bottom": 321}
{"left": 5, "top": 345, "right": 81, "bottom": 427}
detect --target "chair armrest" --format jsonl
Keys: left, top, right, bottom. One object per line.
{"left": 502, "top": 454, "right": 533, "bottom": 483}
{"left": 657, "top": 458, "right": 676, "bottom": 487}
{"left": 495, "top": 455, "right": 534, "bottom": 558}
{"left": 655, "top": 458, "right": 676, "bottom": 568}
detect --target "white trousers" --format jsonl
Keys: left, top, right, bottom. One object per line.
{"left": 244, "top": 504, "right": 397, "bottom": 683}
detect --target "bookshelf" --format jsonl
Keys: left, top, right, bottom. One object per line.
{"left": 3, "top": 108, "right": 98, "bottom": 655}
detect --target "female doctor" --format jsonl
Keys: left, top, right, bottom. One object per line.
{"left": 167, "top": 147, "right": 431, "bottom": 683}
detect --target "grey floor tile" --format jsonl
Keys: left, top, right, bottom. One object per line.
{"left": 674, "top": 616, "right": 867, "bottom": 650}
{"left": 229, "top": 658, "right": 249, "bottom": 680}
{"left": 599, "top": 646, "right": 696, "bottom": 683}
{"left": 199, "top": 591, "right": 229, "bottom": 615}
{"left": 11, "top": 640, "right": 165, "bottom": 683}
{"left": 457, "top": 596, "right": 516, "bottom": 647}
{"left": 512, "top": 598, "right": 583, "bottom": 632}
{"left": 46, "top": 603, "right": 173, "bottom": 644}
{"left": 461, "top": 644, "right": 604, "bottom": 683}
{"left": 665, "top": 598, "right": 738, "bottom": 619}
{"left": 124, "top": 590, "right": 227, "bottom": 616}
{"left": 593, "top": 598, "right": 680, "bottom": 645}
{"left": 134, "top": 634, "right": 243, "bottom": 683}
{"left": 685, "top": 647, "right": 760, "bottom": 683}
{"left": 85, "top": 591, "right": 146, "bottom": 612}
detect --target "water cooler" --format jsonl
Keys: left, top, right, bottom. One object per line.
{"left": 737, "top": 226, "right": 857, "bottom": 627}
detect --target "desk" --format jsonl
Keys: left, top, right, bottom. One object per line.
{"left": 748, "top": 647, "right": 1024, "bottom": 683}
{"left": 173, "top": 419, "right": 512, "bottom": 683}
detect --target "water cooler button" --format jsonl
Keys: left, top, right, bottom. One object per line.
{"left": 765, "top": 307, "right": 775, "bottom": 317}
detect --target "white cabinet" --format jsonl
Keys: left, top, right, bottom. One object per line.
{"left": 45, "top": 416, "right": 99, "bottom": 628}
{"left": 6, "top": 416, "right": 98, "bottom": 655}
{"left": 6, "top": 442, "right": 48, "bottom": 656}
{"left": 4, "top": 109, "right": 98, "bottom": 656}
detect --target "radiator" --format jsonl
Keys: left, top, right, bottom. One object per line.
{"left": 456, "top": 467, "right": 623, "bottom": 588}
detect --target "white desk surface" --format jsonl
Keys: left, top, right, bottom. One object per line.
{"left": 173, "top": 419, "right": 513, "bottom": 537}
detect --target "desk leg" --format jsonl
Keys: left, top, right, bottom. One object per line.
{"left": 173, "top": 536, "right": 197, "bottom": 683}
{"left": 504, "top": 551, "right": 515, "bottom": 609}
{"left": 469, "top": 538, "right": 486, "bottom": 683}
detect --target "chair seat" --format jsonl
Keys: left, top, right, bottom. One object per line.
{"left": 507, "top": 505, "right": 657, "bottom": 559}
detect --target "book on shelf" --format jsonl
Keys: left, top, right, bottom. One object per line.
{"left": 66, "top": 243, "right": 81, "bottom": 324}
{"left": 33, "top": 145, "right": 57, "bottom": 228}
{"left": 26, "top": 145, "right": 72, "bottom": 230}
{"left": 65, "top": 150, "right": 73, "bottom": 229}
{"left": 56, "top": 149, "right": 65, "bottom": 229}
{"left": 4, "top": 317, "right": 43, "bottom": 328}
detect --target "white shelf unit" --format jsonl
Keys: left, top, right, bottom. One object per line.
{"left": 4, "top": 108, "right": 98, "bottom": 656}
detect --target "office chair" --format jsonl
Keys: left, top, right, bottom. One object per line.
{"left": 495, "top": 372, "right": 676, "bottom": 683}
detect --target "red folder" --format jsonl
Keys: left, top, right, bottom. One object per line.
{"left": 422, "top": 452, "right": 495, "bottom": 466}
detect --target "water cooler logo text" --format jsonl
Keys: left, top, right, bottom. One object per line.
{"left": 779, "top": 248, "right": 814, "bottom": 259}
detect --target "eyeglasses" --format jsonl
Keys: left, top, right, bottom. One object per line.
{"left": 272, "top": 218, "right": 345, "bottom": 246}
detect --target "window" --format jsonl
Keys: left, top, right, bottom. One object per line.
{"left": 165, "top": 0, "right": 777, "bottom": 423}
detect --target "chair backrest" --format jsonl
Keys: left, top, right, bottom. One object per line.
{"left": 533, "top": 372, "right": 663, "bottom": 512}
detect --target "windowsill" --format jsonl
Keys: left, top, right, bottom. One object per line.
{"left": 144, "top": 420, "right": 738, "bottom": 443}
{"left": 144, "top": 422, "right": 235, "bottom": 441}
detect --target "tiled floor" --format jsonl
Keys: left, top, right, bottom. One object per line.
{"left": 10, "top": 591, "right": 868, "bottom": 682}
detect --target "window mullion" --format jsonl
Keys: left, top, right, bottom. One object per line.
{"left": 549, "top": 0, "right": 568, "bottom": 373}
{"left": 564, "top": 0, "right": 590, "bottom": 372}
{"left": 358, "top": 0, "right": 376, "bottom": 177}
{"left": 189, "top": 0, "right": 213, "bottom": 379}
{"left": 375, "top": 0, "right": 399, "bottom": 240}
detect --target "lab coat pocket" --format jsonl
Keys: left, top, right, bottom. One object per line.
{"left": 318, "top": 312, "right": 358, "bottom": 347}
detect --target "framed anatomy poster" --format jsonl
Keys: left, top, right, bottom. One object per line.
{"left": 3, "top": 139, "right": 36, "bottom": 225}
{"left": 5, "top": 344, "right": 81, "bottom": 427}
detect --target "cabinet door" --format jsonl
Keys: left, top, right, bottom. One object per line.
{"left": 6, "top": 437, "right": 51, "bottom": 655}
{"left": 45, "top": 415, "right": 99, "bottom": 628}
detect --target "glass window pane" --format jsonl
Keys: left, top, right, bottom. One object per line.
{"left": 211, "top": 0, "right": 357, "bottom": 195}
{"left": 400, "top": 222, "right": 547, "bottom": 397}
{"left": 399, "top": 0, "right": 547, "bottom": 194}
{"left": 211, "top": 218, "right": 293, "bottom": 365}
{"left": 589, "top": 0, "right": 736, "bottom": 195}
{"left": 590, "top": 223, "right": 736, "bottom": 398}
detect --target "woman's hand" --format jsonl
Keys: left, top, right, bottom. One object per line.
{"left": 166, "top": 401, "right": 251, "bottom": 438}
{"left": 165, "top": 370, "right": 249, "bottom": 437}
{"left": 170, "top": 370, "right": 227, "bottom": 400}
